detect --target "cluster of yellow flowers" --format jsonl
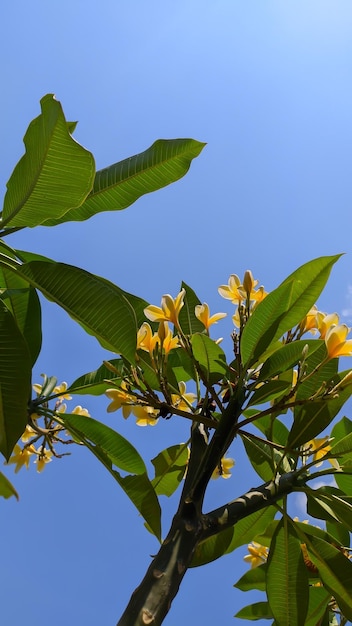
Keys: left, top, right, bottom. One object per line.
{"left": 6, "top": 380, "right": 90, "bottom": 473}
{"left": 301, "top": 306, "right": 352, "bottom": 359}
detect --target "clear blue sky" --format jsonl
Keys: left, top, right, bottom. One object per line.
{"left": 1, "top": 2, "right": 352, "bottom": 625}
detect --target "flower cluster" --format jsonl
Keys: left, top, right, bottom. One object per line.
{"left": 105, "top": 290, "right": 226, "bottom": 426}
{"left": 6, "top": 378, "right": 90, "bottom": 473}
{"left": 300, "top": 307, "right": 352, "bottom": 359}
{"left": 218, "top": 270, "right": 267, "bottom": 330}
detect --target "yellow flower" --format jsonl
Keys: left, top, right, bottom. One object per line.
{"left": 53, "top": 381, "right": 72, "bottom": 400}
{"left": 250, "top": 285, "right": 268, "bottom": 304}
{"left": 34, "top": 448, "right": 53, "bottom": 472}
{"left": 195, "top": 303, "right": 227, "bottom": 330}
{"left": 218, "top": 274, "right": 243, "bottom": 304}
{"left": 7, "top": 444, "right": 36, "bottom": 473}
{"left": 299, "top": 305, "right": 319, "bottom": 335}
{"left": 318, "top": 312, "right": 339, "bottom": 339}
{"left": 105, "top": 383, "right": 135, "bottom": 419}
{"left": 157, "top": 321, "right": 180, "bottom": 354}
{"left": 242, "top": 270, "right": 258, "bottom": 296}
{"left": 171, "top": 381, "right": 197, "bottom": 412}
{"left": 211, "top": 456, "right": 235, "bottom": 479}
{"left": 72, "top": 405, "right": 91, "bottom": 417}
{"left": 137, "top": 322, "right": 160, "bottom": 354}
{"left": 144, "top": 289, "right": 186, "bottom": 326}
{"left": 21, "top": 425, "right": 36, "bottom": 443}
{"left": 325, "top": 324, "right": 352, "bottom": 359}
{"left": 133, "top": 405, "right": 159, "bottom": 427}
{"left": 243, "top": 542, "right": 269, "bottom": 568}
{"left": 304, "top": 437, "right": 340, "bottom": 469}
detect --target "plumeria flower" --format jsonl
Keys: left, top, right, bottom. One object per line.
{"left": 304, "top": 437, "right": 339, "bottom": 469}
{"left": 299, "top": 305, "right": 319, "bottom": 335}
{"left": 317, "top": 312, "right": 339, "bottom": 339}
{"left": 243, "top": 542, "right": 269, "bottom": 568}
{"left": 144, "top": 289, "right": 186, "bottom": 327}
{"left": 211, "top": 456, "right": 235, "bottom": 479}
{"left": 7, "top": 444, "right": 36, "bottom": 473}
{"left": 137, "top": 322, "right": 160, "bottom": 354}
{"left": 241, "top": 270, "right": 258, "bottom": 297}
{"left": 324, "top": 324, "right": 352, "bottom": 359}
{"left": 133, "top": 405, "right": 159, "bottom": 427}
{"left": 232, "top": 308, "right": 241, "bottom": 328}
{"left": 72, "top": 405, "right": 91, "bottom": 417}
{"left": 218, "top": 274, "right": 243, "bottom": 304}
{"left": 194, "top": 303, "right": 227, "bottom": 330}
{"left": 21, "top": 425, "right": 37, "bottom": 443}
{"left": 53, "top": 381, "right": 72, "bottom": 401}
{"left": 157, "top": 322, "right": 180, "bottom": 354}
{"left": 34, "top": 448, "right": 53, "bottom": 473}
{"left": 105, "top": 383, "right": 135, "bottom": 419}
{"left": 171, "top": 381, "right": 197, "bottom": 412}
{"left": 250, "top": 285, "right": 268, "bottom": 305}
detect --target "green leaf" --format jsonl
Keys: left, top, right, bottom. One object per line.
{"left": 241, "top": 256, "right": 341, "bottom": 367}
{"left": 331, "top": 417, "right": 352, "bottom": 493}
{"left": 306, "top": 486, "right": 352, "bottom": 530}
{"left": 2, "top": 94, "right": 95, "bottom": 228}
{"left": 151, "top": 444, "right": 189, "bottom": 496}
{"left": 68, "top": 359, "right": 125, "bottom": 395}
{"left": 266, "top": 518, "right": 309, "bottom": 625}
{"left": 234, "top": 601, "right": 273, "bottom": 620}
{"left": 10, "top": 260, "right": 148, "bottom": 363}
{"left": 304, "top": 585, "right": 333, "bottom": 626}
{"left": 112, "top": 471, "right": 161, "bottom": 541}
{"left": 42, "top": 138, "right": 206, "bottom": 225}
{"left": 191, "top": 506, "right": 276, "bottom": 567}
{"left": 288, "top": 370, "right": 352, "bottom": 449}
{"left": 258, "top": 340, "right": 323, "bottom": 382}
{"left": 178, "top": 281, "right": 204, "bottom": 335}
{"left": 0, "top": 471, "right": 19, "bottom": 500}
{"left": 190, "top": 526, "right": 234, "bottom": 568}
{"left": 0, "top": 266, "right": 41, "bottom": 366}
{"left": 63, "top": 414, "right": 146, "bottom": 474}
{"left": 240, "top": 434, "right": 277, "bottom": 481}
{"left": 303, "top": 535, "right": 352, "bottom": 620}
{"left": 190, "top": 333, "right": 228, "bottom": 385}
{"left": 325, "top": 521, "right": 350, "bottom": 548}
{"left": 247, "top": 379, "right": 292, "bottom": 407}
{"left": 234, "top": 563, "right": 267, "bottom": 592}
{"left": 0, "top": 300, "right": 31, "bottom": 459}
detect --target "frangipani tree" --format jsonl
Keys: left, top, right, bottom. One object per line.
{"left": 1, "top": 96, "right": 352, "bottom": 626}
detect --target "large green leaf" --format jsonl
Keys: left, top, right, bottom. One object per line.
{"left": 63, "top": 413, "right": 146, "bottom": 474}
{"left": 151, "top": 444, "right": 189, "bottom": 496}
{"left": 68, "top": 359, "right": 125, "bottom": 396}
{"left": 42, "top": 138, "right": 206, "bottom": 225}
{"left": 331, "top": 416, "right": 352, "bottom": 493}
{"left": 2, "top": 94, "right": 95, "bottom": 228}
{"left": 240, "top": 256, "right": 340, "bottom": 367}
{"left": 6, "top": 260, "right": 148, "bottom": 363}
{"left": 190, "top": 333, "right": 228, "bottom": 385}
{"left": 304, "top": 535, "right": 352, "bottom": 620}
{"left": 266, "top": 518, "right": 309, "bottom": 625}
{"left": 0, "top": 267, "right": 41, "bottom": 366}
{"left": 0, "top": 300, "right": 31, "bottom": 459}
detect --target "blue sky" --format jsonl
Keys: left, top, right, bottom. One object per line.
{"left": 1, "top": 2, "right": 352, "bottom": 625}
